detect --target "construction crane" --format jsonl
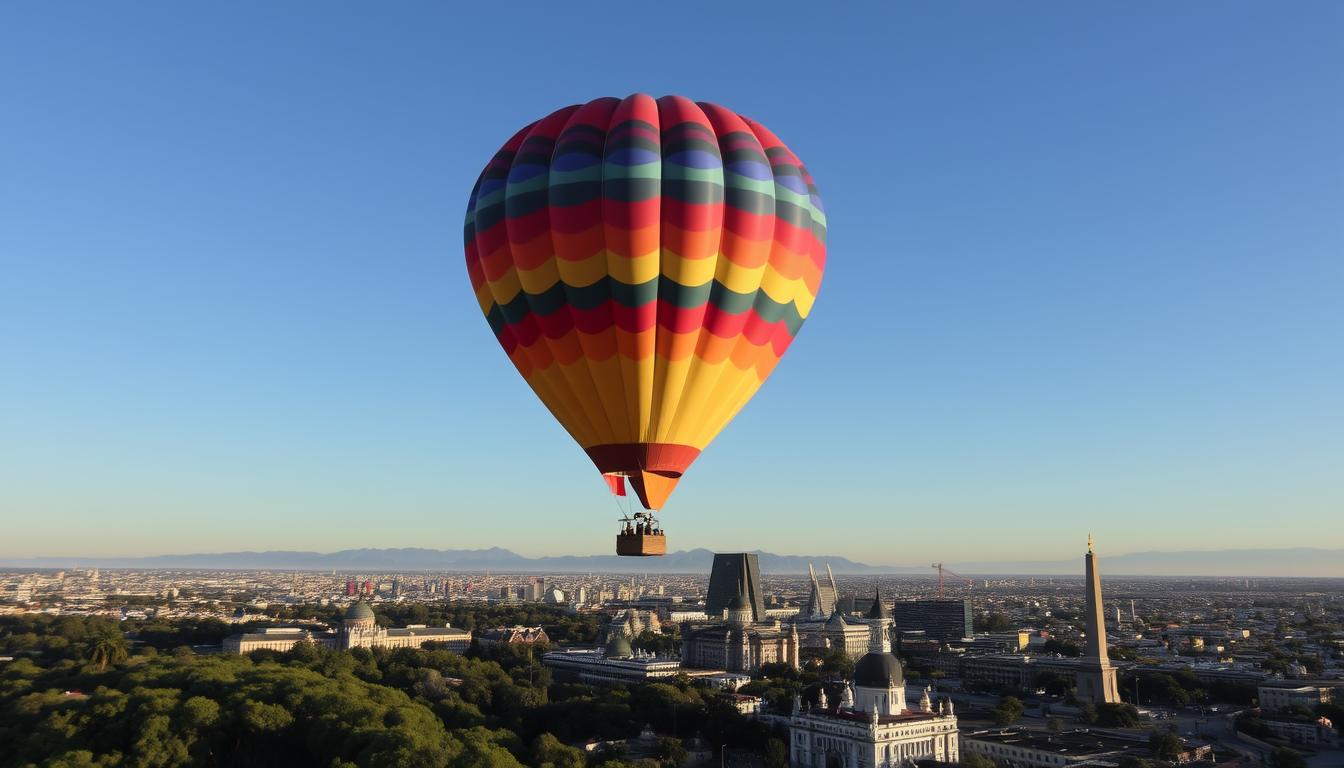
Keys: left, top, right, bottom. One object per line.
{"left": 930, "top": 563, "right": 973, "bottom": 598}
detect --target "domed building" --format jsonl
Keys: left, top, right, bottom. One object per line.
{"left": 339, "top": 601, "right": 380, "bottom": 648}
{"left": 542, "top": 633, "right": 681, "bottom": 686}
{"left": 604, "top": 634, "right": 634, "bottom": 659}
{"left": 792, "top": 568, "right": 872, "bottom": 660}
{"left": 681, "top": 584, "right": 799, "bottom": 674}
{"left": 789, "top": 649, "right": 959, "bottom": 767}
{"left": 223, "top": 601, "right": 470, "bottom": 654}
{"left": 726, "top": 591, "right": 754, "bottom": 628}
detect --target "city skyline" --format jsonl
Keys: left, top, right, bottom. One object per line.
{"left": 3, "top": 542, "right": 1344, "bottom": 578}
{"left": 3, "top": 3, "right": 1342, "bottom": 563}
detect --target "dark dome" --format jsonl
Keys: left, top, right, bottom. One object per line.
{"left": 824, "top": 611, "right": 847, "bottom": 630}
{"left": 727, "top": 592, "right": 750, "bottom": 611}
{"left": 604, "top": 634, "right": 633, "bottom": 658}
{"left": 853, "top": 652, "right": 904, "bottom": 688}
{"left": 344, "top": 602, "right": 375, "bottom": 621}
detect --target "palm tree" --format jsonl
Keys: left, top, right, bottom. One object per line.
{"left": 88, "top": 627, "right": 128, "bottom": 671}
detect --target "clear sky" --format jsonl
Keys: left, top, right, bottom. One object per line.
{"left": 2, "top": 3, "right": 1341, "bottom": 566}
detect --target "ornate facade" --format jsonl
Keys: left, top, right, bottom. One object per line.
{"left": 681, "top": 590, "right": 800, "bottom": 673}
{"left": 222, "top": 602, "right": 470, "bottom": 654}
{"left": 789, "top": 650, "right": 959, "bottom": 768}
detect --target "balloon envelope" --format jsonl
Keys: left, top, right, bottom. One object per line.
{"left": 464, "top": 94, "right": 826, "bottom": 509}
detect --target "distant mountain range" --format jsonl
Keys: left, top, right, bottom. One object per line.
{"left": 2, "top": 546, "right": 1342, "bottom": 577}
{"left": 0, "top": 547, "right": 902, "bottom": 575}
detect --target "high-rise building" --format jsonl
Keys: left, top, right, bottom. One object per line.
{"left": 1077, "top": 536, "right": 1120, "bottom": 704}
{"left": 705, "top": 553, "right": 765, "bottom": 622}
{"left": 891, "top": 599, "right": 973, "bottom": 641}
{"left": 345, "top": 580, "right": 357, "bottom": 597}
{"left": 800, "top": 563, "right": 839, "bottom": 619}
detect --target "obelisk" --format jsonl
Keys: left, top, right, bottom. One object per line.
{"left": 1077, "top": 535, "right": 1120, "bottom": 704}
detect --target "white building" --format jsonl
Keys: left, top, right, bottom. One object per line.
{"left": 1259, "top": 685, "right": 1333, "bottom": 713}
{"left": 541, "top": 635, "right": 681, "bottom": 686}
{"left": 789, "top": 643, "right": 959, "bottom": 767}
{"left": 222, "top": 602, "right": 469, "bottom": 654}
{"left": 961, "top": 729, "right": 1166, "bottom": 768}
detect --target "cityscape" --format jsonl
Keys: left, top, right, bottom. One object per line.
{"left": 4, "top": 2, "right": 1342, "bottom": 768}
{"left": 3, "top": 541, "right": 1342, "bottom": 766}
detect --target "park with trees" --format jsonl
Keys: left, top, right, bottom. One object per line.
{"left": 0, "top": 608, "right": 782, "bottom": 767}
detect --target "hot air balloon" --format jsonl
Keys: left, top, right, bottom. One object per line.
{"left": 464, "top": 94, "right": 826, "bottom": 555}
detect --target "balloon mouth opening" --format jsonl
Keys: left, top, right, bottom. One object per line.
{"left": 587, "top": 443, "right": 700, "bottom": 510}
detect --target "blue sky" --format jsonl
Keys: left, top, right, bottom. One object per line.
{"left": 2, "top": 3, "right": 1341, "bottom": 565}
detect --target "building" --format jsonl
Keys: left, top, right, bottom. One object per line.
{"left": 961, "top": 729, "right": 1210, "bottom": 768}
{"left": 1259, "top": 685, "right": 1333, "bottom": 713}
{"left": 681, "top": 589, "right": 800, "bottom": 673}
{"left": 800, "top": 563, "right": 840, "bottom": 619}
{"left": 541, "top": 635, "right": 681, "bottom": 686}
{"left": 1259, "top": 716, "right": 1339, "bottom": 748}
{"left": 222, "top": 602, "right": 470, "bottom": 654}
{"left": 789, "top": 649, "right": 959, "bottom": 767}
{"left": 476, "top": 626, "right": 551, "bottom": 646}
{"left": 891, "top": 599, "right": 972, "bottom": 642}
{"left": 706, "top": 553, "right": 766, "bottom": 622}
{"left": 1077, "top": 536, "right": 1121, "bottom": 704}
{"left": 607, "top": 608, "right": 662, "bottom": 638}
{"left": 795, "top": 611, "right": 873, "bottom": 660}
{"left": 222, "top": 627, "right": 331, "bottom": 653}
{"left": 526, "top": 577, "right": 546, "bottom": 602}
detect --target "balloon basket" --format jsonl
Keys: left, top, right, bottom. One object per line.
{"left": 616, "top": 532, "right": 667, "bottom": 557}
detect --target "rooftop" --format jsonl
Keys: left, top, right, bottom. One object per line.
{"left": 963, "top": 728, "right": 1149, "bottom": 757}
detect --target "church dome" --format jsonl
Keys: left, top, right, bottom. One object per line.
{"left": 853, "top": 651, "right": 904, "bottom": 688}
{"left": 344, "top": 602, "right": 375, "bottom": 622}
{"left": 727, "top": 592, "right": 750, "bottom": 611}
{"left": 604, "top": 634, "right": 633, "bottom": 658}
{"left": 824, "top": 611, "right": 847, "bottom": 630}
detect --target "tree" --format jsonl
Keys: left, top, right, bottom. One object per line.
{"left": 1149, "top": 730, "right": 1183, "bottom": 761}
{"left": 1077, "top": 700, "right": 1098, "bottom": 724}
{"left": 818, "top": 647, "right": 855, "bottom": 680}
{"left": 992, "top": 696, "right": 1025, "bottom": 726}
{"left": 1095, "top": 703, "right": 1140, "bottom": 728}
{"left": 764, "top": 738, "right": 789, "bottom": 768}
{"left": 87, "top": 626, "right": 128, "bottom": 671}
{"left": 1273, "top": 748, "right": 1306, "bottom": 768}
{"left": 1047, "top": 717, "right": 1064, "bottom": 733}
{"left": 531, "top": 734, "right": 585, "bottom": 768}
{"left": 655, "top": 736, "right": 688, "bottom": 764}
{"left": 962, "top": 754, "right": 997, "bottom": 768}
{"left": 976, "top": 613, "right": 1014, "bottom": 633}
{"left": 1042, "top": 639, "right": 1082, "bottom": 657}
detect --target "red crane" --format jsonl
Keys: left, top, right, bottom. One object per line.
{"left": 930, "top": 563, "right": 974, "bottom": 598}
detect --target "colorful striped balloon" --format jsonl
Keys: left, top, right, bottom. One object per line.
{"left": 464, "top": 94, "right": 826, "bottom": 510}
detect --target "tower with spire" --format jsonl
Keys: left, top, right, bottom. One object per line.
{"left": 863, "top": 582, "right": 893, "bottom": 653}
{"left": 1076, "top": 535, "right": 1120, "bottom": 704}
